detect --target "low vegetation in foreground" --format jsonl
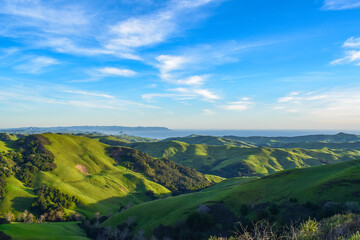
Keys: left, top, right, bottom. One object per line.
{"left": 210, "top": 213, "right": 360, "bottom": 240}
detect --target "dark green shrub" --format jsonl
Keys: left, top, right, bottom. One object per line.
{"left": 187, "top": 212, "right": 215, "bottom": 231}
{"left": 32, "top": 184, "right": 78, "bottom": 218}
{"left": 240, "top": 204, "right": 249, "bottom": 216}
{"left": 269, "top": 203, "right": 279, "bottom": 215}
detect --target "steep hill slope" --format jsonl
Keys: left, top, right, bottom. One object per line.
{"left": 0, "top": 134, "right": 171, "bottom": 216}
{"left": 103, "top": 160, "right": 360, "bottom": 237}
{"left": 107, "top": 146, "right": 217, "bottom": 194}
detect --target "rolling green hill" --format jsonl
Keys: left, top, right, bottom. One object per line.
{"left": 265, "top": 141, "right": 360, "bottom": 150}
{"left": 0, "top": 133, "right": 217, "bottom": 218}
{"left": 225, "top": 132, "right": 360, "bottom": 147}
{"left": 110, "top": 140, "right": 360, "bottom": 177}
{"left": 103, "top": 160, "right": 360, "bottom": 237}
{"left": 164, "top": 134, "right": 255, "bottom": 148}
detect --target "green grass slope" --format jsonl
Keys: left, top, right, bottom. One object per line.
{"left": 103, "top": 160, "right": 360, "bottom": 233}
{"left": 1, "top": 134, "right": 171, "bottom": 217}
{"left": 0, "top": 176, "right": 35, "bottom": 214}
{"left": 0, "top": 141, "right": 10, "bottom": 152}
{"left": 0, "top": 222, "right": 90, "bottom": 240}
{"left": 35, "top": 134, "right": 171, "bottom": 216}
{"left": 103, "top": 177, "right": 257, "bottom": 233}
{"left": 225, "top": 132, "right": 360, "bottom": 147}
{"left": 112, "top": 140, "right": 360, "bottom": 177}
{"left": 272, "top": 141, "right": 360, "bottom": 150}
{"left": 107, "top": 146, "right": 217, "bottom": 194}
{"left": 164, "top": 135, "right": 255, "bottom": 147}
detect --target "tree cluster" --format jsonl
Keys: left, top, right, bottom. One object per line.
{"left": 14, "top": 135, "right": 56, "bottom": 187}
{"left": 0, "top": 151, "right": 14, "bottom": 199}
{"left": 107, "top": 146, "right": 212, "bottom": 194}
{"left": 32, "top": 184, "right": 79, "bottom": 215}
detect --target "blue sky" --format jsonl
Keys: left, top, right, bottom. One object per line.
{"left": 1, "top": 0, "right": 360, "bottom": 129}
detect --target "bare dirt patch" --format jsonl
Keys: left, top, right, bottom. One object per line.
{"left": 76, "top": 164, "right": 89, "bottom": 175}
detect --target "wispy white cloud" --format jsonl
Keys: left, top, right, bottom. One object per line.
{"left": 153, "top": 39, "right": 274, "bottom": 87}
{"left": 148, "top": 39, "right": 273, "bottom": 104}
{"left": 37, "top": 37, "right": 116, "bottom": 57}
{"left": 177, "top": 75, "right": 207, "bottom": 85}
{"left": 203, "top": 109, "right": 215, "bottom": 115}
{"left": 172, "top": 88, "right": 220, "bottom": 100}
{"left": 142, "top": 87, "right": 220, "bottom": 102}
{"left": 155, "top": 55, "right": 189, "bottom": 81}
{"left": 105, "top": 0, "right": 219, "bottom": 51}
{"left": 332, "top": 37, "right": 360, "bottom": 65}
{"left": 274, "top": 87, "right": 360, "bottom": 120}
{"left": 0, "top": 0, "right": 220, "bottom": 59}
{"left": 220, "top": 98, "right": 253, "bottom": 111}
{"left": 96, "top": 67, "right": 137, "bottom": 77}
{"left": 62, "top": 90, "right": 115, "bottom": 99}
{"left": 0, "top": 0, "right": 89, "bottom": 34}
{"left": 0, "top": 83, "right": 158, "bottom": 110}
{"left": 343, "top": 37, "right": 360, "bottom": 48}
{"left": 322, "top": 0, "right": 360, "bottom": 10}
{"left": 14, "top": 56, "right": 59, "bottom": 73}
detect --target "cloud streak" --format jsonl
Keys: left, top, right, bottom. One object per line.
{"left": 275, "top": 87, "right": 360, "bottom": 120}
{"left": 105, "top": 0, "right": 218, "bottom": 51}
{"left": 322, "top": 0, "right": 360, "bottom": 10}
{"left": 0, "top": 0, "right": 220, "bottom": 60}
{"left": 220, "top": 98, "right": 253, "bottom": 111}
{"left": 332, "top": 37, "right": 360, "bottom": 65}
{"left": 96, "top": 67, "right": 137, "bottom": 77}
{"left": 142, "top": 87, "right": 220, "bottom": 102}
{"left": 14, "top": 56, "right": 59, "bottom": 73}
{"left": 0, "top": 83, "right": 158, "bottom": 111}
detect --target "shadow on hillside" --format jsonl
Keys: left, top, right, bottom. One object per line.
{"left": 4, "top": 140, "right": 16, "bottom": 150}
{"left": 11, "top": 197, "right": 34, "bottom": 212}
{"left": 79, "top": 186, "right": 170, "bottom": 218}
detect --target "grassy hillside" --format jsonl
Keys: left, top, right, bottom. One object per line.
{"left": 269, "top": 141, "right": 360, "bottom": 150}
{"left": 82, "top": 134, "right": 158, "bottom": 145}
{"left": 112, "top": 140, "right": 360, "bottom": 177}
{"left": 225, "top": 132, "right": 360, "bottom": 147}
{"left": 0, "top": 134, "right": 172, "bottom": 217}
{"left": 0, "top": 133, "right": 220, "bottom": 218}
{"left": 164, "top": 134, "right": 255, "bottom": 148}
{"left": 103, "top": 176, "right": 258, "bottom": 233}
{"left": 0, "top": 222, "right": 90, "bottom": 240}
{"left": 0, "top": 141, "right": 10, "bottom": 152}
{"left": 107, "top": 146, "right": 217, "bottom": 194}
{"left": 0, "top": 176, "right": 35, "bottom": 214}
{"left": 103, "top": 160, "right": 360, "bottom": 235}
{"left": 34, "top": 134, "right": 171, "bottom": 216}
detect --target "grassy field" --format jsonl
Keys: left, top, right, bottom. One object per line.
{"left": 103, "top": 160, "right": 360, "bottom": 233}
{"left": 0, "top": 222, "right": 90, "bottom": 240}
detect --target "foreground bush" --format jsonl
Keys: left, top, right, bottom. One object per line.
{"left": 209, "top": 213, "right": 360, "bottom": 240}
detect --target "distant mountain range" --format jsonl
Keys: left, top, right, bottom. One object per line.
{"left": 0, "top": 126, "right": 171, "bottom": 134}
